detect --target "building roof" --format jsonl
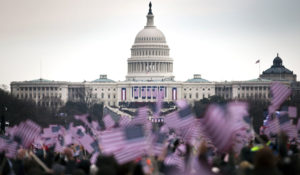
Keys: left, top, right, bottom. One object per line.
{"left": 92, "top": 75, "right": 115, "bottom": 83}
{"left": 27, "top": 78, "right": 53, "bottom": 82}
{"left": 262, "top": 54, "right": 293, "bottom": 74}
{"left": 246, "top": 78, "right": 272, "bottom": 82}
{"left": 186, "top": 78, "right": 210, "bottom": 83}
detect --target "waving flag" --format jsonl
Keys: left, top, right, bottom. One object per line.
{"left": 14, "top": 120, "right": 41, "bottom": 148}
{"left": 79, "top": 134, "right": 97, "bottom": 154}
{"left": 103, "top": 115, "right": 115, "bottom": 129}
{"left": 119, "top": 116, "right": 131, "bottom": 127}
{"left": 265, "top": 117, "right": 280, "bottom": 137}
{"left": 279, "top": 114, "right": 297, "bottom": 139}
{"left": 130, "top": 107, "right": 149, "bottom": 125}
{"left": 165, "top": 102, "right": 195, "bottom": 129}
{"left": 288, "top": 106, "right": 297, "bottom": 118}
{"left": 99, "top": 124, "right": 148, "bottom": 155}
{"left": 268, "top": 82, "right": 291, "bottom": 114}
{"left": 201, "top": 104, "right": 235, "bottom": 152}
{"left": 152, "top": 132, "right": 168, "bottom": 156}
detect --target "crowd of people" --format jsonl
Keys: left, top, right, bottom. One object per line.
{"left": 0, "top": 131, "right": 300, "bottom": 175}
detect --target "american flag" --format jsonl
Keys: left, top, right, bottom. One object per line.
{"left": 113, "top": 144, "right": 146, "bottom": 164}
{"left": 91, "top": 121, "right": 101, "bottom": 131}
{"left": 255, "top": 59, "right": 260, "bottom": 64}
{"left": 55, "top": 134, "right": 65, "bottom": 153}
{"left": 164, "top": 102, "right": 195, "bottom": 129}
{"left": 141, "top": 87, "right": 146, "bottom": 98}
{"left": 134, "top": 88, "right": 139, "bottom": 98}
{"left": 152, "top": 87, "right": 157, "bottom": 99}
{"left": 0, "top": 137, "right": 18, "bottom": 159}
{"left": 154, "top": 91, "right": 164, "bottom": 117}
{"left": 179, "top": 121, "right": 201, "bottom": 144}
{"left": 14, "top": 120, "right": 41, "bottom": 148}
{"left": 279, "top": 114, "right": 297, "bottom": 139}
{"left": 4, "top": 140, "right": 18, "bottom": 159}
{"left": 152, "top": 132, "right": 168, "bottom": 156}
{"left": 201, "top": 104, "right": 235, "bottom": 152}
{"left": 130, "top": 107, "right": 149, "bottom": 125}
{"left": 119, "top": 116, "right": 131, "bottom": 127}
{"left": 268, "top": 82, "right": 291, "bottom": 114}
{"left": 99, "top": 124, "right": 148, "bottom": 155}
{"left": 79, "top": 134, "right": 97, "bottom": 154}
{"left": 103, "top": 114, "right": 115, "bottom": 129}
{"left": 172, "top": 88, "right": 177, "bottom": 101}
{"left": 288, "top": 106, "right": 297, "bottom": 118}
{"left": 265, "top": 117, "right": 280, "bottom": 137}
{"left": 121, "top": 88, "right": 126, "bottom": 101}
{"left": 42, "top": 125, "right": 61, "bottom": 138}
{"left": 147, "top": 87, "right": 151, "bottom": 98}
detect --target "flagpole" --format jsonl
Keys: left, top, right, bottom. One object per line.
{"left": 259, "top": 61, "right": 261, "bottom": 78}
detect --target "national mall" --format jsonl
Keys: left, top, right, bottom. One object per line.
{"left": 10, "top": 3, "right": 299, "bottom": 109}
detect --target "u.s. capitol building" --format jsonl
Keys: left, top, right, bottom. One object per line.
{"left": 10, "top": 3, "right": 298, "bottom": 109}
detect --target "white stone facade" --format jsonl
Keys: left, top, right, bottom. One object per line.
{"left": 10, "top": 3, "right": 296, "bottom": 108}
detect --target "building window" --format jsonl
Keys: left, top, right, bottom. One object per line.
{"left": 189, "top": 94, "right": 192, "bottom": 98}
{"left": 101, "top": 93, "right": 104, "bottom": 98}
{"left": 108, "top": 94, "right": 110, "bottom": 99}
{"left": 46, "top": 87, "right": 49, "bottom": 91}
{"left": 25, "top": 87, "right": 28, "bottom": 91}
{"left": 196, "top": 93, "right": 199, "bottom": 99}
{"left": 114, "top": 94, "right": 116, "bottom": 99}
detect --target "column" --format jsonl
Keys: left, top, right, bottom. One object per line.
{"left": 140, "top": 62, "right": 142, "bottom": 72}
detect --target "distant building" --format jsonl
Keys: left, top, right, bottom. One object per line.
{"left": 10, "top": 3, "right": 298, "bottom": 108}
{"left": 260, "top": 53, "right": 297, "bottom": 81}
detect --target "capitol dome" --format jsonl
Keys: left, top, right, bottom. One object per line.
{"left": 126, "top": 2, "right": 174, "bottom": 82}
{"left": 134, "top": 28, "right": 166, "bottom": 43}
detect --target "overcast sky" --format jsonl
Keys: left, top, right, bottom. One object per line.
{"left": 1, "top": 0, "right": 299, "bottom": 87}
